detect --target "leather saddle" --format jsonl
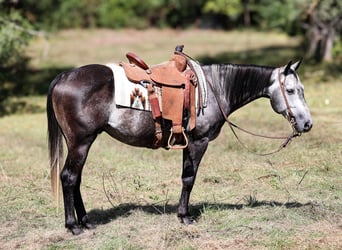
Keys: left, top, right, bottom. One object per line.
{"left": 120, "top": 46, "right": 196, "bottom": 149}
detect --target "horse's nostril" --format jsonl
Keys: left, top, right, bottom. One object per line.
{"left": 304, "top": 121, "right": 312, "bottom": 132}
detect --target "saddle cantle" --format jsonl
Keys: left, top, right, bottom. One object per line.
{"left": 120, "top": 45, "right": 197, "bottom": 149}
{"left": 123, "top": 52, "right": 188, "bottom": 86}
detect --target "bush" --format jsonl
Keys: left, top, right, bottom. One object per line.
{"left": 0, "top": 9, "right": 34, "bottom": 115}
{"left": 97, "top": 0, "right": 162, "bottom": 29}
{"left": 50, "top": 0, "right": 98, "bottom": 29}
{"left": 332, "top": 38, "right": 342, "bottom": 61}
{"left": 0, "top": 11, "right": 32, "bottom": 66}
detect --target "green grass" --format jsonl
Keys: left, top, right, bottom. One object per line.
{"left": 1, "top": 29, "right": 341, "bottom": 249}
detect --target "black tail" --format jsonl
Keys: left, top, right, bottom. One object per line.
{"left": 47, "top": 74, "right": 63, "bottom": 203}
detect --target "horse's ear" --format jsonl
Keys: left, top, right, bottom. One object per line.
{"left": 284, "top": 61, "right": 292, "bottom": 75}
{"left": 291, "top": 59, "right": 302, "bottom": 71}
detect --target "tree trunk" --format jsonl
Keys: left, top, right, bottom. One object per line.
{"left": 305, "top": 26, "right": 322, "bottom": 60}
{"left": 242, "top": 0, "right": 250, "bottom": 27}
{"left": 322, "top": 27, "right": 335, "bottom": 62}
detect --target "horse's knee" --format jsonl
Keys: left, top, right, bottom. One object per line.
{"left": 182, "top": 176, "right": 195, "bottom": 188}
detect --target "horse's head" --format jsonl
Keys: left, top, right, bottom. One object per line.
{"left": 266, "top": 60, "right": 313, "bottom": 133}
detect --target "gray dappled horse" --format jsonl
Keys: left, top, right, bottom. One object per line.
{"left": 47, "top": 60, "right": 312, "bottom": 235}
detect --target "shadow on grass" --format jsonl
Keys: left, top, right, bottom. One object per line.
{"left": 196, "top": 45, "right": 302, "bottom": 67}
{"left": 195, "top": 44, "right": 342, "bottom": 82}
{"left": 88, "top": 200, "right": 314, "bottom": 225}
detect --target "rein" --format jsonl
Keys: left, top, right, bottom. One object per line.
{"left": 207, "top": 66, "right": 301, "bottom": 156}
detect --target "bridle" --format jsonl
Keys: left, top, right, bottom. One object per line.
{"left": 208, "top": 67, "right": 301, "bottom": 156}
{"left": 277, "top": 68, "right": 299, "bottom": 131}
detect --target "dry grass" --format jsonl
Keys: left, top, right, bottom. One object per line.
{"left": 1, "top": 29, "right": 341, "bottom": 249}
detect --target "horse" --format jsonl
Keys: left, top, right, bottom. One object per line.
{"left": 47, "top": 59, "right": 312, "bottom": 235}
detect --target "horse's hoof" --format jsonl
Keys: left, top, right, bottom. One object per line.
{"left": 68, "top": 225, "right": 84, "bottom": 235}
{"left": 83, "top": 222, "right": 96, "bottom": 230}
{"left": 179, "top": 215, "right": 196, "bottom": 225}
{"left": 80, "top": 215, "right": 96, "bottom": 230}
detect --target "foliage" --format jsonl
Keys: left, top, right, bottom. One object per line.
{"left": 51, "top": 0, "right": 99, "bottom": 29}
{"left": 203, "top": 0, "right": 243, "bottom": 20}
{"left": 14, "top": 0, "right": 98, "bottom": 30}
{"left": 12, "top": 0, "right": 205, "bottom": 30}
{"left": 252, "top": 0, "right": 342, "bottom": 61}
{"left": 253, "top": 0, "right": 303, "bottom": 35}
{"left": 162, "top": 0, "right": 207, "bottom": 28}
{"left": 332, "top": 38, "right": 342, "bottom": 59}
{"left": 96, "top": 0, "right": 205, "bottom": 29}
{"left": 0, "top": 12, "right": 32, "bottom": 66}
{"left": 15, "top": 0, "right": 59, "bottom": 28}
{"left": 0, "top": 7, "right": 34, "bottom": 114}
{"left": 96, "top": 0, "right": 160, "bottom": 29}
{"left": 201, "top": 0, "right": 243, "bottom": 29}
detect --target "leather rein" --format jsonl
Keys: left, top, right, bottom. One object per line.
{"left": 208, "top": 67, "right": 302, "bottom": 156}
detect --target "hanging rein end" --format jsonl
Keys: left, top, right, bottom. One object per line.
{"left": 281, "top": 128, "right": 302, "bottom": 149}
{"left": 281, "top": 115, "right": 302, "bottom": 148}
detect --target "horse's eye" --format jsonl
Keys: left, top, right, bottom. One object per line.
{"left": 286, "top": 88, "right": 295, "bottom": 94}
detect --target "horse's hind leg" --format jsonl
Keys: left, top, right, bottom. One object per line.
{"left": 74, "top": 171, "right": 96, "bottom": 230}
{"left": 61, "top": 135, "right": 96, "bottom": 235}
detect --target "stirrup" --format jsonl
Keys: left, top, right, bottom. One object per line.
{"left": 167, "top": 128, "right": 189, "bottom": 149}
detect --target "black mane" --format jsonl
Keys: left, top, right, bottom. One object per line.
{"left": 204, "top": 64, "right": 275, "bottom": 113}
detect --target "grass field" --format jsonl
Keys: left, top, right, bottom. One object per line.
{"left": 1, "top": 29, "right": 341, "bottom": 249}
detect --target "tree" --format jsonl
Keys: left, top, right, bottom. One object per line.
{"left": 252, "top": 0, "right": 341, "bottom": 62}
{"left": 0, "top": 1, "right": 35, "bottom": 114}
{"left": 97, "top": 0, "right": 166, "bottom": 29}
{"left": 203, "top": 0, "right": 242, "bottom": 18}
{"left": 253, "top": 0, "right": 302, "bottom": 34}
{"left": 301, "top": 0, "right": 342, "bottom": 62}
{"left": 202, "top": 0, "right": 243, "bottom": 28}
{"left": 0, "top": 13, "right": 32, "bottom": 67}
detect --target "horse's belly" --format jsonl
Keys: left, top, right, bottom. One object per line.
{"left": 105, "top": 108, "right": 156, "bottom": 148}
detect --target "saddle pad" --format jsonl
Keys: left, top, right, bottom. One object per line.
{"left": 106, "top": 62, "right": 206, "bottom": 111}
{"left": 107, "top": 63, "right": 161, "bottom": 111}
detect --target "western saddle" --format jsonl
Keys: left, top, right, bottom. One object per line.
{"left": 120, "top": 45, "right": 197, "bottom": 149}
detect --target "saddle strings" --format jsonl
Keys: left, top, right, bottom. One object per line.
{"left": 206, "top": 66, "right": 301, "bottom": 156}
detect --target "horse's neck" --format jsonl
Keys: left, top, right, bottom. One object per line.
{"left": 205, "top": 64, "right": 274, "bottom": 114}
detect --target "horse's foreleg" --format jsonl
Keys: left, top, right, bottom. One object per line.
{"left": 61, "top": 137, "right": 95, "bottom": 235}
{"left": 178, "top": 137, "right": 209, "bottom": 224}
